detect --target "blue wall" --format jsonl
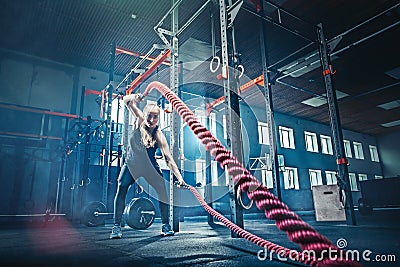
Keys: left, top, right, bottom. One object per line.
{"left": 177, "top": 97, "right": 385, "bottom": 212}
{"left": 377, "top": 131, "right": 400, "bottom": 178}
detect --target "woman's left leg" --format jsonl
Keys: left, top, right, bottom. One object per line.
{"left": 145, "top": 170, "right": 169, "bottom": 225}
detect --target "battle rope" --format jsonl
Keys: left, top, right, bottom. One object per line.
{"left": 142, "top": 81, "right": 362, "bottom": 267}
{"left": 188, "top": 184, "right": 317, "bottom": 265}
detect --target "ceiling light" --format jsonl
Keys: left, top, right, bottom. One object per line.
{"left": 385, "top": 66, "right": 400, "bottom": 79}
{"left": 133, "top": 69, "right": 145, "bottom": 74}
{"left": 381, "top": 119, "right": 400, "bottom": 128}
{"left": 377, "top": 100, "right": 400, "bottom": 110}
{"left": 301, "top": 90, "right": 349, "bottom": 107}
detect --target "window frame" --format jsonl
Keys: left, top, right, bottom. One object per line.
{"left": 320, "top": 135, "right": 334, "bottom": 155}
{"left": 304, "top": 131, "right": 319, "bottom": 153}
{"left": 195, "top": 159, "right": 206, "bottom": 187}
{"left": 309, "top": 169, "right": 323, "bottom": 188}
{"left": 279, "top": 126, "right": 295, "bottom": 149}
{"left": 209, "top": 112, "right": 217, "bottom": 136}
{"left": 358, "top": 173, "right": 368, "bottom": 181}
{"left": 343, "top": 140, "right": 352, "bottom": 158}
{"left": 369, "top": 145, "right": 380, "bottom": 162}
{"left": 325, "top": 171, "right": 338, "bottom": 185}
{"left": 211, "top": 160, "right": 219, "bottom": 186}
{"left": 348, "top": 173, "right": 358, "bottom": 191}
{"left": 261, "top": 169, "right": 274, "bottom": 189}
{"left": 258, "top": 121, "right": 270, "bottom": 145}
{"left": 283, "top": 167, "right": 299, "bottom": 190}
{"left": 353, "top": 142, "right": 365, "bottom": 160}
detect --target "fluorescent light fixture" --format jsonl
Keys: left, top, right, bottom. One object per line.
{"left": 301, "top": 96, "right": 326, "bottom": 107}
{"left": 301, "top": 90, "right": 349, "bottom": 107}
{"left": 377, "top": 100, "right": 400, "bottom": 110}
{"left": 278, "top": 38, "right": 341, "bottom": 78}
{"left": 381, "top": 119, "right": 400, "bottom": 127}
{"left": 385, "top": 66, "right": 400, "bottom": 79}
{"left": 133, "top": 69, "right": 146, "bottom": 74}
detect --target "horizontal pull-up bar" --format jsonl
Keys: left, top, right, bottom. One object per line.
{"left": 0, "top": 103, "right": 81, "bottom": 119}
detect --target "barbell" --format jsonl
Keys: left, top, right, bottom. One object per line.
{"left": 81, "top": 198, "right": 156, "bottom": 229}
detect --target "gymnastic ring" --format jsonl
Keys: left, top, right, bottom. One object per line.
{"left": 236, "top": 186, "right": 253, "bottom": 210}
{"left": 340, "top": 189, "right": 346, "bottom": 209}
{"left": 137, "top": 185, "right": 144, "bottom": 195}
{"left": 237, "top": 65, "right": 244, "bottom": 79}
{"left": 209, "top": 56, "right": 220, "bottom": 73}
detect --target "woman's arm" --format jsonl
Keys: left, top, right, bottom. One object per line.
{"left": 123, "top": 93, "right": 144, "bottom": 125}
{"left": 155, "top": 130, "right": 185, "bottom": 185}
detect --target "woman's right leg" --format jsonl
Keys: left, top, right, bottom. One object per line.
{"left": 113, "top": 164, "right": 134, "bottom": 226}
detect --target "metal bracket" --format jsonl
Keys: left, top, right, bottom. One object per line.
{"left": 155, "top": 27, "right": 172, "bottom": 47}
{"left": 249, "top": 154, "right": 272, "bottom": 171}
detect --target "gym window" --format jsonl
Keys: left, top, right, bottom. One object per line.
{"left": 258, "top": 122, "right": 270, "bottom": 145}
{"left": 349, "top": 173, "right": 358, "bottom": 191}
{"left": 358, "top": 173, "right": 368, "bottom": 181}
{"left": 211, "top": 161, "right": 220, "bottom": 186}
{"left": 223, "top": 114, "right": 244, "bottom": 141}
{"left": 305, "top": 131, "right": 318, "bottom": 152}
{"left": 279, "top": 126, "right": 295, "bottom": 149}
{"left": 209, "top": 112, "right": 217, "bottom": 136}
{"left": 222, "top": 114, "right": 227, "bottom": 139}
{"left": 111, "top": 97, "right": 124, "bottom": 124}
{"left": 261, "top": 170, "right": 274, "bottom": 189}
{"left": 375, "top": 175, "right": 383, "bottom": 179}
{"left": 369, "top": 145, "right": 380, "bottom": 162}
{"left": 325, "top": 171, "right": 338, "bottom": 185}
{"left": 195, "top": 159, "right": 206, "bottom": 188}
{"left": 309, "top": 169, "right": 323, "bottom": 188}
{"left": 283, "top": 167, "right": 299, "bottom": 190}
{"left": 353, "top": 142, "right": 364, "bottom": 160}
{"left": 194, "top": 109, "right": 206, "bottom": 126}
{"left": 343, "top": 140, "right": 352, "bottom": 158}
{"left": 321, "top": 135, "right": 333, "bottom": 155}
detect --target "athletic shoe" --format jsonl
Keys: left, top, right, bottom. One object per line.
{"left": 161, "top": 223, "right": 175, "bottom": 236}
{"left": 110, "top": 225, "right": 122, "bottom": 239}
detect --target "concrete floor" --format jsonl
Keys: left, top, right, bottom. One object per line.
{"left": 0, "top": 210, "right": 399, "bottom": 267}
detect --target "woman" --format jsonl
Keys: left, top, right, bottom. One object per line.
{"left": 110, "top": 93, "right": 185, "bottom": 239}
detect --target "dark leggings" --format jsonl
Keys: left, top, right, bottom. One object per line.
{"left": 113, "top": 164, "right": 169, "bottom": 226}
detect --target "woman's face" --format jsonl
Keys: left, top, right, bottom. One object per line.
{"left": 145, "top": 111, "right": 159, "bottom": 129}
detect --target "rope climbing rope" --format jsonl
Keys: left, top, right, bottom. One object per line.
{"left": 142, "top": 81, "right": 362, "bottom": 267}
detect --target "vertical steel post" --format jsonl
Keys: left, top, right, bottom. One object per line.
{"left": 71, "top": 139, "right": 81, "bottom": 221}
{"left": 205, "top": 102, "right": 214, "bottom": 225}
{"left": 219, "top": 0, "right": 244, "bottom": 237}
{"left": 207, "top": 9, "right": 215, "bottom": 226}
{"left": 79, "top": 86, "right": 86, "bottom": 118}
{"left": 102, "top": 41, "right": 116, "bottom": 208}
{"left": 258, "top": 0, "right": 282, "bottom": 200}
{"left": 123, "top": 80, "right": 130, "bottom": 164}
{"left": 170, "top": 0, "right": 181, "bottom": 232}
{"left": 79, "top": 115, "right": 92, "bottom": 214}
{"left": 316, "top": 23, "right": 356, "bottom": 225}
{"left": 55, "top": 119, "right": 70, "bottom": 214}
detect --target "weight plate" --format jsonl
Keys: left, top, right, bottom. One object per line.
{"left": 125, "top": 198, "right": 156, "bottom": 229}
{"left": 82, "top": 201, "right": 107, "bottom": 226}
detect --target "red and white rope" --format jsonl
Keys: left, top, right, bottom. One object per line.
{"left": 142, "top": 81, "right": 362, "bottom": 267}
